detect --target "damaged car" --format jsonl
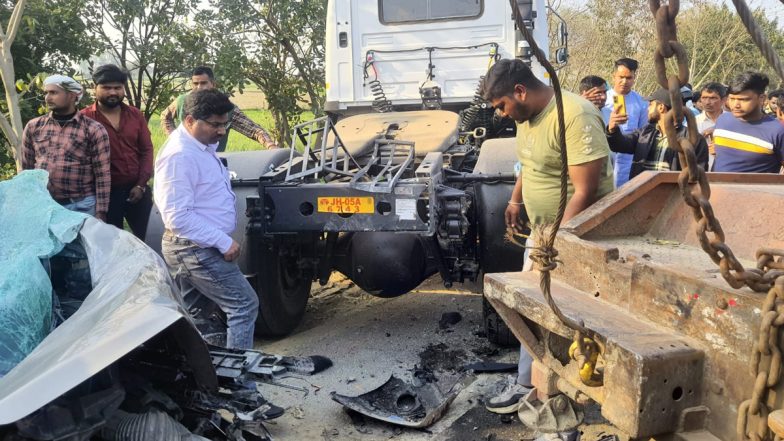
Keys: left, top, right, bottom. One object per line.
{"left": 0, "top": 170, "right": 329, "bottom": 441}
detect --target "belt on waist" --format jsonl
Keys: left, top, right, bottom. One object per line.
{"left": 54, "top": 196, "right": 90, "bottom": 205}
{"left": 162, "top": 229, "right": 194, "bottom": 245}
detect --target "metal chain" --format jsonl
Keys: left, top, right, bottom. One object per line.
{"left": 648, "top": 0, "right": 784, "bottom": 438}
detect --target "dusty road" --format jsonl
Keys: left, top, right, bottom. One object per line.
{"left": 254, "top": 275, "right": 622, "bottom": 441}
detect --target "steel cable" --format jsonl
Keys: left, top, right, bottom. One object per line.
{"left": 730, "top": 0, "right": 784, "bottom": 82}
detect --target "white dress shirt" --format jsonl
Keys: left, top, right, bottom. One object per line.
{"left": 154, "top": 125, "right": 236, "bottom": 253}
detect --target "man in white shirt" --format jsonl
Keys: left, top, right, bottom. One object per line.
{"left": 695, "top": 82, "right": 727, "bottom": 170}
{"left": 602, "top": 58, "right": 648, "bottom": 187}
{"left": 154, "top": 89, "right": 259, "bottom": 350}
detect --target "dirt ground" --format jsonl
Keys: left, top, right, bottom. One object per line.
{"left": 231, "top": 90, "right": 267, "bottom": 110}
{"left": 254, "top": 275, "right": 626, "bottom": 441}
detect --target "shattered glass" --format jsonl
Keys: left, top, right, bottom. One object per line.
{"left": 0, "top": 170, "right": 86, "bottom": 376}
{"left": 0, "top": 187, "right": 198, "bottom": 425}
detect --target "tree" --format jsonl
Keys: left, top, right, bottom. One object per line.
{"left": 0, "top": 0, "right": 26, "bottom": 173}
{"left": 0, "top": 0, "right": 99, "bottom": 175}
{"left": 551, "top": 0, "right": 784, "bottom": 96}
{"left": 677, "top": 1, "right": 784, "bottom": 88}
{"left": 200, "top": 0, "right": 327, "bottom": 144}
{"left": 83, "top": 0, "right": 206, "bottom": 120}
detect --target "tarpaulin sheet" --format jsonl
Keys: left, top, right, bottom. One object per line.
{"left": 0, "top": 170, "right": 86, "bottom": 376}
{"left": 0, "top": 170, "right": 214, "bottom": 424}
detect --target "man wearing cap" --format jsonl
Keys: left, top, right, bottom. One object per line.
{"left": 606, "top": 88, "right": 709, "bottom": 180}
{"left": 22, "top": 74, "right": 111, "bottom": 317}
{"left": 22, "top": 75, "right": 111, "bottom": 219}
{"left": 82, "top": 64, "right": 154, "bottom": 239}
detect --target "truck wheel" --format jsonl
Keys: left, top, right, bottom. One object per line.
{"left": 483, "top": 298, "right": 520, "bottom": 347}
{"left": 474, "top": 138, "right": 527, "bottom": 347}
{"left": 252, "top": 237, "right": 314, "bottom": 337}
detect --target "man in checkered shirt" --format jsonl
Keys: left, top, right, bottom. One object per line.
{"left": 22, "top": 75, "right": 111, "bottom": 220}
{"left": 21, "top": 74, "right": 111, "bottom": 319}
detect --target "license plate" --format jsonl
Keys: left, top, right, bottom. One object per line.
{"left": 317, "top": 196, "right": 375, "bottom": 214}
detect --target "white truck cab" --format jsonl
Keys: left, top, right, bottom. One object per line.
{"left": 324, "top": 0, "right": 553, "bottom": 116}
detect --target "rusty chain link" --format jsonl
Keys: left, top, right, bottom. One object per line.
{"left": 648, "top": 1, "right": 784, "bottom": 438}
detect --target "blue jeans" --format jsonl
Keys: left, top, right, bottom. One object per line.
{"left": 161, "top": 235, "right": 259, "bottom": 349}
{"left": 50, "top": 195, "right": 95, "bottom": 320}
{"left": 517, "top": 243, "right": 534, "bottom": 386}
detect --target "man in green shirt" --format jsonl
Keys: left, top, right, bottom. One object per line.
{"left": 481, "top": 58, "right": 614, "bottom": 414}
{"left": 161, "top": 66, "right": 277, "bottom": 152}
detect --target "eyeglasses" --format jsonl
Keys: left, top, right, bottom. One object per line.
{"left": 199, "top": 119, "right": 232, "bottom": 130}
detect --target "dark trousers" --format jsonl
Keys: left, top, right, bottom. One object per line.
{"left": 107, "top": 185, "right": 153, "bottom": 240}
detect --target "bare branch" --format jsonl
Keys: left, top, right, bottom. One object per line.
{"left": 5, "top": 0, "right": 28, "bottom": 45}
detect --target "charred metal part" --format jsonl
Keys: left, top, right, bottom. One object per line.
{"left": 433, "top": 184, "right": 478, "bottom": 285}
{"left": 330, "top": 372, "right": 473, "bottom": 428}
{"left": 517, "top": 390, "right": 583, "bottom": 433}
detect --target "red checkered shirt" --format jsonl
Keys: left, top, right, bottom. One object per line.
{"left": 21, "top": 112, "right": 112, "bottom": 215}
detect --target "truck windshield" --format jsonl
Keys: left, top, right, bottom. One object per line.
{"left": 379, "top": 0, "right": 483, "bottom": 24}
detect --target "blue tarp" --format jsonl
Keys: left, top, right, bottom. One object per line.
{"left": 0, "top": 170, "right": 87, "bottom": 376}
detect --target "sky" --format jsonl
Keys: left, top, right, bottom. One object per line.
{"left": 556, "top": 0, "right": 784, "bottom": 29}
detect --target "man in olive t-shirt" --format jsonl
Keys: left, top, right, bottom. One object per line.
{"left": 481, "top": 58, "right": 614, "bottom": 415}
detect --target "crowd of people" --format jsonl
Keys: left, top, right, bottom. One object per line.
{"left": 16, "top": 57, "right": 784, "bottom": 419}
{"left": 19, "top": 66, "right": 277, "bottom": 347}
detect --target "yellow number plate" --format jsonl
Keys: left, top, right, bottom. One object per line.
{"left": 317, "top": 196, "right": 375, "bottom": 214}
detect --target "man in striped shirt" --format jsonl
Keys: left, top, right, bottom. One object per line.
{"left": 713, "top": 71, "right": 784, "bottom": 173}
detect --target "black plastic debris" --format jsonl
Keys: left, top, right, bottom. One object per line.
{"left": 462, "top": 361, "right": 517, "bottom": 373}
{"left": 330, "top": 370, "right": 473, "bottom": 428}
{"left": 438, "top": 312, "right": 463, "bottom": 329}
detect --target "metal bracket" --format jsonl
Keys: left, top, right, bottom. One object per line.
{"left": 349, "top": 139, "right": 415, "bottom": 193}
{"left": 284, "top": 116, "right": 361, "bottom": 182}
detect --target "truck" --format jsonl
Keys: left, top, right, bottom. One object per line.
{"left": 146, "top": 0, "right": 569, "bottom": 340}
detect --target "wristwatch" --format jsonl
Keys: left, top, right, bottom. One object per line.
{"left": 134, "top": 185, "right": 146, "bottom": 193}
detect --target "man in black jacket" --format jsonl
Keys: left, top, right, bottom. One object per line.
{"left": 606, "top": 88, "right": 709, "bottom": 182}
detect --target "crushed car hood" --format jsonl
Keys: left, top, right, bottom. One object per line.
{"left": 0, "top": 171, "right": 214, "bottom": 424}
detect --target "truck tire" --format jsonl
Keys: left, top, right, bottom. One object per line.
{"left": 474, "top": 138, "right": 527, "bottom": 347}
{"left": 251, "top": 235, "right": 314, "bottom": 336}
{"left": 482, "top": 297, "right": 520, "bottom": 347}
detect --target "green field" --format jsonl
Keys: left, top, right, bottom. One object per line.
{"left": 149, "top": 109, "right": 314, "bottom": 155}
